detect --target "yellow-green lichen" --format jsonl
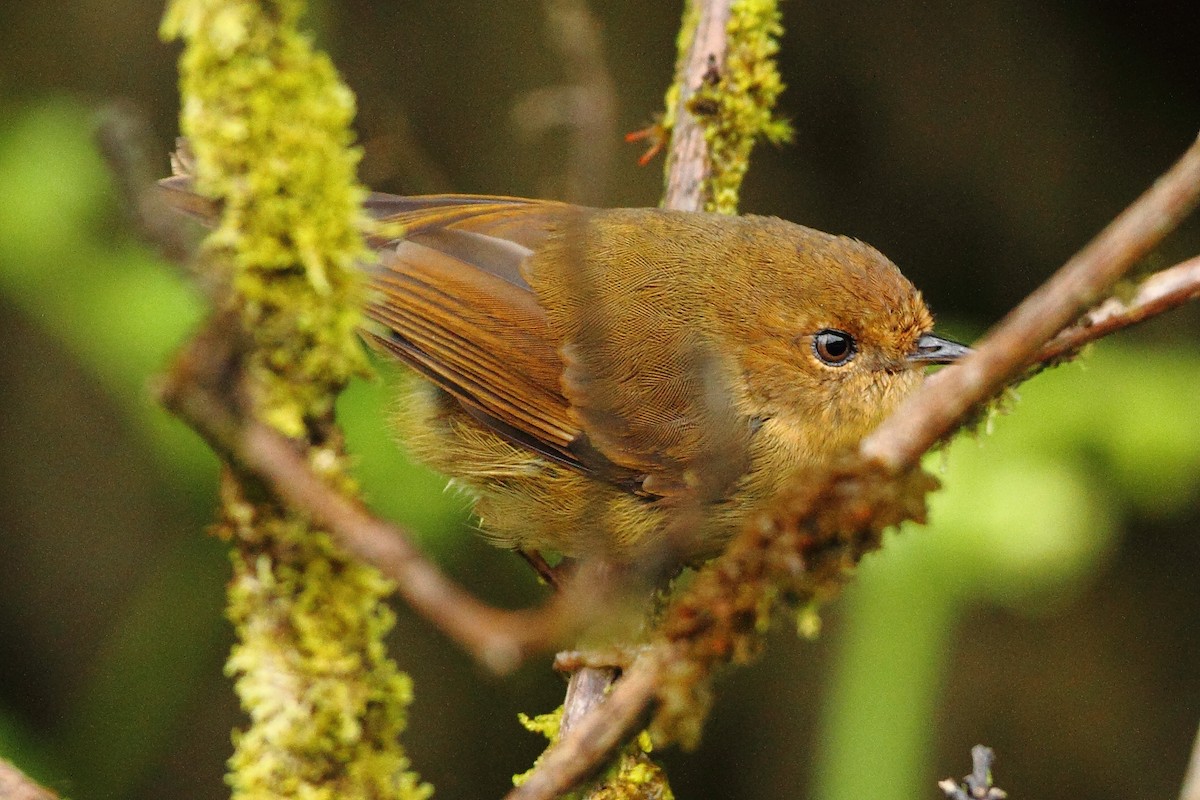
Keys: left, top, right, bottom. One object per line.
{"left": 701, "top": 0, "right": 792, "bottom": 214}
{"left": 220, "top": 512, "right": 430, "bottom": 800}
{"left": 161, "top": 1, "right": 429, "bottom": 798}
{"left": 513, "top": 708, "right": 563, "bottom": 790}
{"left": 663, "top": 0, "right": 792, "bottom": 214}
{"left": 162, "top": 0, "right": 370, "bottom": 438}
{"left": 515, "top": 706, "right": 673, "bottom": 799}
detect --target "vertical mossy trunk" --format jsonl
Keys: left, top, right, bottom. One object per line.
{"left": 161, "top": 1, "right": 429, "bottom": 797}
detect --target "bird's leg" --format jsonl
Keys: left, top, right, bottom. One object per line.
{"left": 516, "top": 547, "right": 566, "bottom": 591}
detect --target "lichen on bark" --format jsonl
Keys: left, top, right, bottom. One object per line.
{"left": 160, "top": 1, "right": 429, "bottom": 798}
{"left": 515, "top": 709, "right": 675, "bottom": 800}
{"left": 662, "top": 0, "right": 792, "bottom": 214}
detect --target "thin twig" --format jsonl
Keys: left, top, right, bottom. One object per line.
{"left": 1037, "top": 254, "right": 1200, "bottom": 363}
{"left": 0, "top": 759, "right": 58, "bottom": 800}
{"left": 861, "top": 133, "right": 1200, "bottom": 471}
{"left": 1181, "top": 721, "right": 1200, "bottom": 800}
{"left": 155, "top": 318, "right": 587, "bottom": 674}
{"left": 663, "top": 0, "right": 733, "bottom": 211}
{"left": 242, "top": 422, "right": 581, "bottom": 673}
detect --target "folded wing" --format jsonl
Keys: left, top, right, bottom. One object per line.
{"left": 363, "top": 195, "right": 634, "bottom": 481}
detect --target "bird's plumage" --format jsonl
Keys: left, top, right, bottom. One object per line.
{"left": 358, "top": 195, "right": 938, "bottom": 559}
{"left": 159, "top": 178, "right": 959, "bottom": 561}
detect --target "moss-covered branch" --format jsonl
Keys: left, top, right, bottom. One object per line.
{"left": 160, "top": 1, "right": 429, "bottom": 798}
{"left": 662, "top": 0, "right": 790, "bottom": 213}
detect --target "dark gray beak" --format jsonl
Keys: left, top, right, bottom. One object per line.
{"left": 907, "top": 332, "right": 972, "bottom": 365}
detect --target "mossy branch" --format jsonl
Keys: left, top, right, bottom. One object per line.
{"left": 159, "top": 1, "right": 429, "bottom": 798}
{"left": 662, "top": 0, "right": 790, "bottom": 213}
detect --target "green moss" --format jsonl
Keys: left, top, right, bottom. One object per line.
{"left": 517, "top": 707, "right": 564, "bottom": 743}
{"left": 220, "top": 509, "right": 430, "bottom": 800}
{"left": 161, "top": 1, "right": 429, "bottom": 798}
{"left": 663, "top": 0, "right": 792, "bottom": 214}
{"left": 701, "top": 0, "right": 792, "bottom": 214}
{"left": 162, "top": 0, "right": 370, "bottom": 439}
{"left": 515, "top": 706, "right": 673, "bottom": 799}
{"left": 512, "top": 708, "right": 567, "bottom": 793}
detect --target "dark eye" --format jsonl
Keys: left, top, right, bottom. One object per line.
{"left": 812, "top": 329, "right": 857, "bottom": 366}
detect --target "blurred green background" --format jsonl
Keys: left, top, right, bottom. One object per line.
{"left": 1, "top": 2, "right": 1198, "bottom": 799}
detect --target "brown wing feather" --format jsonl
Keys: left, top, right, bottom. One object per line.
{"left": 155, "top": 181, "right": 669, "bottom": 494}
{"left": 364, "top": 226, "right": 578, "bottom": 458}
{"left": 364, "top": 193, "right": 570, "bottom": 252}
{"left": 363, "top": 196, "right": 654, "bottom": 487}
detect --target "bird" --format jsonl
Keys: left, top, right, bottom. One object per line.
{"left": 158, "top": 180, "right": 969, "bottom": 564}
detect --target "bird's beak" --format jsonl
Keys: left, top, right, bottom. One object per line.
{"left": 907, "top": 332, "right": 972, "bottom": 365}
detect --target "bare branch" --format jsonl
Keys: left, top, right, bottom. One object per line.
{"left": 861, "top": 133, "right": 1200, "bottom": 471}
{"left": 1037, "top": 254, "right": 1200, "bottom": 363}
{"left": 240, "top": 422, "right": 581, "bottom": 673}
{"left": 506, "top": 656, "right": 662, "bottom": 800}
{"left": 0, "top": 759, "right": 58, "bottom": 800}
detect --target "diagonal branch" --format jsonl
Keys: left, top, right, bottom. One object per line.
{"left": 861, "top": 133, "right": 1200, "bottom": 471}
{"left": 505, "top": 130, "right": 1200, "bottom": 800}
{"left": 240, "top": 422, "right": 586, "bottom": 673}
{"left": 156, "top": 316, "right": 591, "bottom": 675}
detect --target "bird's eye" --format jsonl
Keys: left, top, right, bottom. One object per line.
{"left": 812, "top": 329, "right": 857, "bottom": 366}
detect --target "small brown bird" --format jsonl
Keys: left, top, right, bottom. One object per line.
{"left": 356, "top": 194, "right": 968, "bottom": 562}
{"left": 160, "top": 182, "right": 968, "bottom": 562}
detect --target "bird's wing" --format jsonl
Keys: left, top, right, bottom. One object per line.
{"left": 363, "top": 194, "right": 648, "bottom": 488}
{"left": 362, "top": 194, "right": 587, "bottom": 471}
{"left": 155, "top": 178, "right": 728, "bottom": 498}
{"left": 364, "top": 193, "right": 564, "bottom": 255}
